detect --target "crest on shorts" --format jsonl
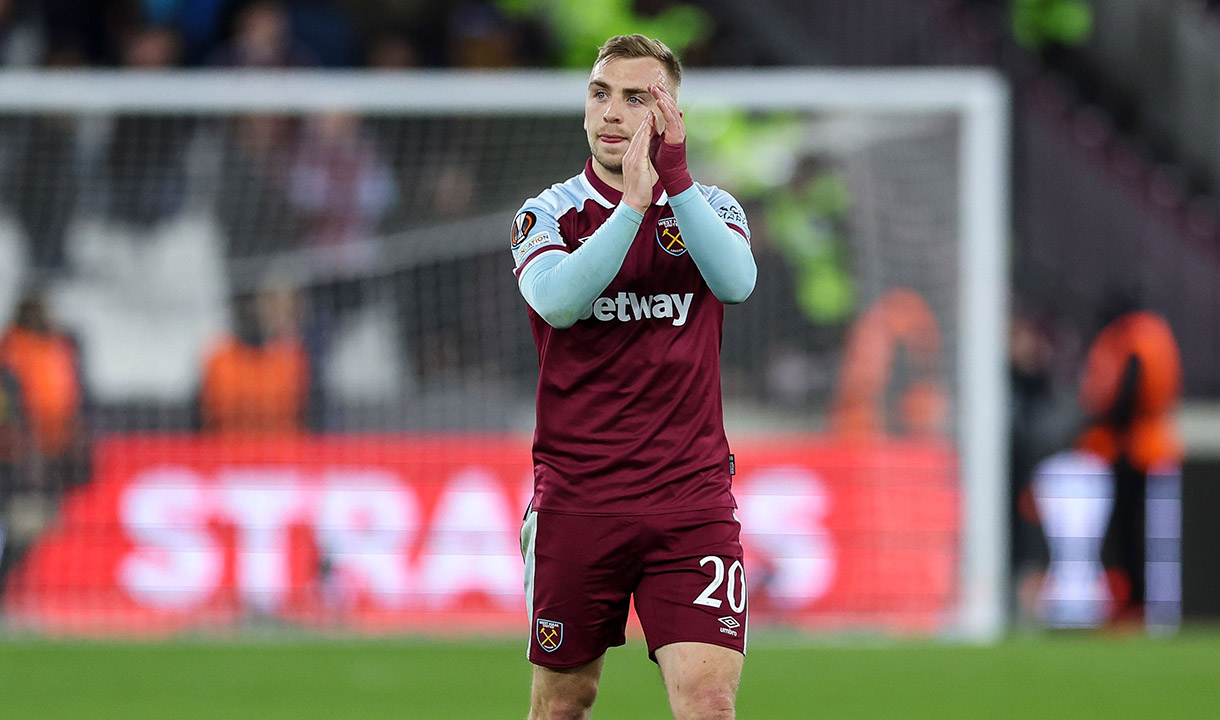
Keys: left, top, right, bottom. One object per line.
{"left": 656, "top": 216, "right": 686, "bottom": 256}
{"left": 536, "top": 618, "right": 563, "bottom": 652}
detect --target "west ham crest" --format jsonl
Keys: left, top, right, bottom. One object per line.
{"left": 656, "top": 216, "right": 686, "bottom": 256}
{"left": 536, "top": 618, "right": 563, "bottom": 652}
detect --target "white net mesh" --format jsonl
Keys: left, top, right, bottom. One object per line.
{"left": 0, "top": 70, "right": 1006, "bottom": 639}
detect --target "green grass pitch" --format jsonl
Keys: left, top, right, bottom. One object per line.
{"left": 2, "top": 632, "right": 1218, "bottom": 718}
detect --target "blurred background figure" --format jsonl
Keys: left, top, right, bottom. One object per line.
{"left": 207, "top": 0, "right": 316, "bottom": 68}
{"left": 288, "top": 111, "right": 395, "bottom": 276}
{"left": 0, "top": 291, "right": 90, "bottom": 491}
{"left": 199, "top": 279, "right": 312, "bottom": 435}
{"left": 104, "top": 24, "right": 195, "bottom": 230}
{"left": 365, "top": 28, "right": 420, "bottom": 69}
{"left": 0, "top": 290, "right": 90, "bottom": 597}
{"left": 2, "top": 112, "right": 79, "bottom": 274}
{"left": 831, "top": 288, "right": 948, "bottom": 439}
{"left": 287, "top": 110, "right": 397, "bottom": 410}
{"left": 215, "top": 112, "right": 303, "bottom": 260}
{"left": 0, "top": 0, "right": 42, "bottom": 66}
{"left": 1076, "top": 287, "right": 1182, "bottom": 625}
{"left": 445, "top": 0, "right": 525, "bottom": 68}
{"left": 1007, "top": 307, "right": 1059, "bottom": 616}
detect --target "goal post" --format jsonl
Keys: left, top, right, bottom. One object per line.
{"left": 0, "top": 69, "right": 1010, "bottom": 642}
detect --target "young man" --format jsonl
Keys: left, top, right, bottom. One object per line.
{"left": 511, "top": 34, "right": 756, "bottom": 720}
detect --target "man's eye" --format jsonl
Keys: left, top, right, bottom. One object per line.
{"left": 595, "top": 91, "right": 607, "bottom": 99}
{"left": 628, "top": 96, "right": 643, "bottom": 104}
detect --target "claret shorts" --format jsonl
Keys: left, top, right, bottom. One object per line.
{"left": 520, "top": 506, "right": 747, "bottom": 669}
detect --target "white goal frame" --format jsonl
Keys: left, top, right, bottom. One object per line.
{"left": 0, "top": 68, "right": 1010, "bottom": 641}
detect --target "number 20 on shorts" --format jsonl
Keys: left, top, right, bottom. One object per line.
{"left": 694, "top": 556, "right": 747, "bottom": 613}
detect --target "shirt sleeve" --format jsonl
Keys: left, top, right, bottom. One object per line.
{"left": 669, "top": 185, "right": 756, "bottom": 304}
{"left": 514, "top": 203, "right": 644, "bottom": 329}
{"left": 511, "top": 205, "right": 567, "bottom": 272}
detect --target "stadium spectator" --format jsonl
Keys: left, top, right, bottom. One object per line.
{"left": 365, "top": 29, "right": 420, "bottom": 69}
{"left": 288, "top": 111, "right": 396, "bottom": 275}
{"left": 1007, "top": 308, "right": 1063, "bottom": 614}
{"left": 137, "top": 0, "right": 236, "bottom": 65}
{"left": 1075, "top": 288, "right": 1182, "bottom": 624}
{"left": 1, "top": 112, "right": 80, "bottom": 273}
{"left": 445, "top": 1, "right": 524, "bottom": 68}
{"left": 286, "top": 110, "right": 396, "bottom": 403}
{"left": 511, "top": 34, "right": 755, "bottom": 719}
{"left": 831, "top": 289, "right": 948, "bottom": 438}
{"left": 0, "top": 15, "right": 92, "bottom": 274}
{"left": 0, "top": 291, "right": 90, "bottom": 493}
{"left": 104, "top": 25, "right": 196, "bottom": 228}
{"left": 215, "top": 113, "right": 304, "bottom": 259}
{"left": 0, "top": 290, "right": 91, "bottom": 596}
{"left": 0, "top": 0, "right": 42, "bottom": 66}
{"left": 206, "top": 0, "right": 316, "bottom": 68}
{"left": 200, "top": 279, "right": 312, "bottom": 435}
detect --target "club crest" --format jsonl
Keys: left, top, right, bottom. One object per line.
{"left": 656, "top": 216, "right": 686, "bottom": 256}
{"left": 535, "top": 618, "right": 563, "bottom": 652}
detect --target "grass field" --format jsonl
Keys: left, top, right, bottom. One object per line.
{"left": 2, "top": 632, "right": 1219, "bottom": 719}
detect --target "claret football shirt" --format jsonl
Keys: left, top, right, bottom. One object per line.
{"left": 512, "top": 160, "right": 750, "bottom": 516}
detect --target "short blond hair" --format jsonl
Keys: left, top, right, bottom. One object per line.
{"left": 594, "top": 34, "right": 682, "bottom": 91}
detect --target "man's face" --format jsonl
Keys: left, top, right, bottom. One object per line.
{"left": 584, "top": 56, "right": 672, "bottom": 175}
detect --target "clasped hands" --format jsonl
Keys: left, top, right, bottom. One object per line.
{"left": 622, "top": 83, "right": 693, "bottom": 212}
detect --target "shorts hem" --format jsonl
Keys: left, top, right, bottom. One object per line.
{"left": 528, "top": 645, "right": 620, "bottom": 671}
{"left": 531, "top": 503, "right": 736, "bottom": 518}
{"left": 646, "top": 638, "right": 746, "bottom": 664}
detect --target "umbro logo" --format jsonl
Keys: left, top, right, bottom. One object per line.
{"left": 718, "top": 616, "right": 740, "bottom": 629}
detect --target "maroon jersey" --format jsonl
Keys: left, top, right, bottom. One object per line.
{"left": 513, "top": 161, "right": 751, "bottom": 515}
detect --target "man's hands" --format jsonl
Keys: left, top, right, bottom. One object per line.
{"left": 622, "top": 109, "right": 658, "bottom": 214}
{"left": 621, "top": 83, "right": 690, "bottom": 213}
{"left": 648, "top": 83, "right": 693, "bottom": 196}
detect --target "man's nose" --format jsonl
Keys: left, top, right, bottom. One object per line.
{"left": 603, "top": 97, "right": 623, "bottom": 123}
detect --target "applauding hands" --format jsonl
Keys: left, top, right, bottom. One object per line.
{"left": 648, "top": 82, "right": 693, "bottom": 196}
{"left": 621, "top": 82, "right": 693, "bottom": 213}
{"left": 621, "top": 109, "right": 660, "bottom": 213}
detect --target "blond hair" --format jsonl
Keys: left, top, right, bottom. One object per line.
{"left": 594, "top": 34, "right": 682, "bottom": 91}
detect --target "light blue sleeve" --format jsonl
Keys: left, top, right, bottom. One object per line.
{"left": 669, "top": 185, "right": 756, "bottom": 304}
{"left": 517, "top": 204, "right": 645, "bottom": 329}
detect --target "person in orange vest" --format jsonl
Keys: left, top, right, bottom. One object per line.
{"left": 199, "top": 281, "right": 312, "bottom": 435}
{"left": 0, "top": 292, "right": 90, "bottom": 490}
{"left": 1076, "top": 288, "right": 1182, "bottom": 622}
{"left": 831, "top": 288, "right": 949, "bottom": 438}
{"left": 0, "top": 291, "right": 90, "bottom": 595}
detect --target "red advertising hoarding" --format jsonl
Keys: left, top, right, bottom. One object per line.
{"left": 3, "top": 435, "right": 958, "bottom": 636}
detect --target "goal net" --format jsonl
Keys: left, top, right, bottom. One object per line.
{"left": 0, "top": 69, "right": 1009, "bottom": 641}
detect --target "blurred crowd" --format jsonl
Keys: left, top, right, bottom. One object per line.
{"left": 0, "top": 0, "right": 549, "bottom": 70}
{"left": 0, "top": 0, "right": 746, "bottom": 72}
